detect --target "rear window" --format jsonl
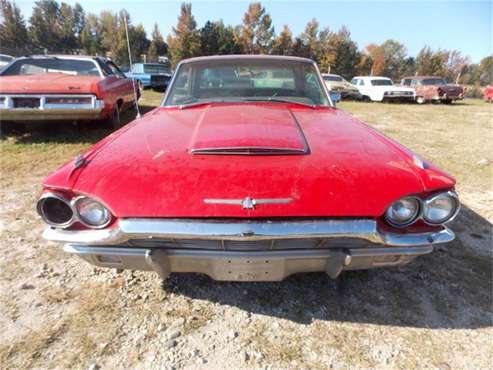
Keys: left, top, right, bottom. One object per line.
{"left": 371, "top": 79, "right": 393, "bottom": 86}
{"left": 421, "top": 78, "right": 447, "bottom": 85}
{"left": 1, "top": 58, "right": 100, "bottom": 76}
{"left": 323, "top": 75, "right": 343, "bottom": 82}
{"left": 143, "top": 64, "right": 171, "bottom": 74}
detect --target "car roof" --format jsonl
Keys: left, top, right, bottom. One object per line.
{"left": 401, "top": 76, "right": 444, "bottom": 80}
{"left": 17, "top": 55, "right": 108, "bottom": 62}
{"left": 354, "top": 76, "right": 392, "bottom": 80}
{"left": 180, "top": 54, "right": 315, "bottom": 64}
{"left": 321, "top": 73, "right": 342, "bottom": 77}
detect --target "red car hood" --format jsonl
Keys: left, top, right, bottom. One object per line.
{"left": 0, "top": 74, "right": 101, "bottom": 94}
{"left": 44, "top": 102, "right": 455, "bottom": 218}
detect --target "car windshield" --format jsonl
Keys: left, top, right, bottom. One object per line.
{"left": 143, "top": 64, "right": 170, "bottom": 74}
{"left": 323, "top": 75, "right": 343, "bottom": 82}
{"left": 421, "top": 78, "right": 447, "bottom": 85}
{"left": 164, "top": 59, "right": 330, "bottom": 107}
{"left": 371, "top": 79, "right": 393, "bottom": 86}
{"left": 1, "top": 58, "right": 100, "bottom": 76}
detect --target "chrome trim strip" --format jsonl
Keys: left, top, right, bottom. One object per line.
{"left": 43, "top": 218, "right": 455, "bottom": 247}
{"left": 0, "top": 94, "right": 103, "bottom": 112}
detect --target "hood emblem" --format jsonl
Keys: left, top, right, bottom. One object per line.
{"left": 204, "top": 197, "right": 292, "bottom": 209}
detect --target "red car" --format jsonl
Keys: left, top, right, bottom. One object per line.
{"left": 0, "top": 55, "right": 139, "bottom": 128}
{"left": 37, "top": 55, "right": 460, "bottom": 282}
{"left": 483, "top": 85, "right": 493, "bottom": 102}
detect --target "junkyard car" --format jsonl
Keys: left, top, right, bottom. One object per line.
{"left": 0, "top": 55, "right": 139, "bottom": 128}
{"left": 37, "top": 55, "right": 460, "bottom": 282}
{"left": 351, "top": 76, "right": 415, "bottom": 102}
{"left": 0, "top": 54, "right": 14, "bottom": 68}
{"left": 125, "top": 63, "right": 172, "bottom": 91}
{"left": 483, "top": 85, "right": 493, "bottom": 103}
{"left": 322, "top": 73, "right": 362, "bottom": 100}
{"left": 401, "top": 76, "right": 464, "bottom": 104}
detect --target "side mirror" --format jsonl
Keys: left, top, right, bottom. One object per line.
{"left": 329, "top": 90, "right": 342, "bottom": 106}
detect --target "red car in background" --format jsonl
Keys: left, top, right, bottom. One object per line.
{"left": 0, "top": 55, "right": 139, "bottom": 128}
{"left": 37, "top": 55, "right": 460, "bottom": 283}
{"left": 483, "top": 85, "right": 493, "bottom": 102}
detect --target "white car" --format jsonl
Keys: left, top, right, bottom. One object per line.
{"left": 351, "top": 76, "right": 415, "bottom": 102}
{"left": 0, "top": 54, "right": 14, "bottom": 68}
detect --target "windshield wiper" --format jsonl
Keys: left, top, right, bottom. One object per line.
{"left": 241, "top": 97, "right": 316, "bottom": 108}
{"left": 176, "top": 98, "right": 237, "bottom": 109}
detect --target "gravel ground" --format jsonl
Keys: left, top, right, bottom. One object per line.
{"left": 0, "top": 98, "right": 491, "bottom": 369}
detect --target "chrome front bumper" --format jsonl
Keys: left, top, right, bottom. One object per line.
{"left": 0, "top": 94, "right": 104, "bottom": 121}
{"left": 44, "top": 219, "right": 455, "bottom": 281}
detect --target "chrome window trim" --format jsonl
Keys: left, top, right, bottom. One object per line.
{"left": 161, "top": 57, "right": 334, "bottom": 108}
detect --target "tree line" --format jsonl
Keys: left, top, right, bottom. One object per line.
{"left": 1, "top": 0, "right": 491, "bottom": 85}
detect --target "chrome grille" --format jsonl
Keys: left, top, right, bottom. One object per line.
{"left": 126, "top": 237, "right": 371, "bottom": 250}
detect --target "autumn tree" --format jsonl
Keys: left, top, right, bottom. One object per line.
{"left": 29, "top": 0, "right": 62, "bottom": 51}
{"left": 80, "top": 13, "right": 104, "bottom": 55}
{"left": 416, "top": 46, "right": 449, "bottom": 77}
{"left": 238, "top": 2, "right": 274, "bottom": 54}
{"left": 167, "top": 3, "right": 201, "bottom": 66}
{"left": 319, "top": 26, "right": 360, "bottom": 79}
{"left": 298, "top": 18, "right": 321, "bottom": 60}
{"left": 0, "top": 0, "right": 30, "bottom": 52}
{"left": 272, "top": 25, "right": 293, "bottom": 55}
{"left": 148, "top": 23, "right": 168, "bottom": 62}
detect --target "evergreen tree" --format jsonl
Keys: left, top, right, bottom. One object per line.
{"left": 167, "top": 3, "right": 201, "bottom": 66}
{"left": 0, "top": 0, "right": 30, "bottom": 52}
{"left": 148, "top": 23, "right": 168, "bottom": 62}
{"left": 272, "top": 25, "right": 293, "bottom": 55}
{"left": 238, "top": 2, "right": 274, "bottom": 54}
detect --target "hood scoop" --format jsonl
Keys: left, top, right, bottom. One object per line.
{"left": 190, "top": 104, "right": 309, "bottom": 156}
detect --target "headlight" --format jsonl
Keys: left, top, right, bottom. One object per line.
{"left": 385, "top": 197, "right": 421, "bottom": 227}
{"left": 74, "top": 197, "right": 111, "bottom": 228}
{"left": 37, "top": 193, "right": 74, "bottom": 227}
{"left": 423, "top": 191, "right": 460, "bottom": 225}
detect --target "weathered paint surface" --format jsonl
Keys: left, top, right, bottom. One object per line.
{"left": 0, "top": 73, "right": 136, "bottom": 117}
{"left": 42, "top": 102, "right": 455, "bottom": 219}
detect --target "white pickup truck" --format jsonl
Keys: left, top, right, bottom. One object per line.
{"left": 351, "top": 76, "right": 415, "bottom": 102}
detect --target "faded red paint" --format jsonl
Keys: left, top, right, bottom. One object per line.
{"left": 0, "top": 72, "right": 136, "bottom": 118}
{"left": 483, "top": 85, "right": 493, "bottom": 102}
{"left": 42, "top": 101, "right": 456, "bottom": 221}
{"left": 401, "top": 76, "right": 463, "bottom": 103}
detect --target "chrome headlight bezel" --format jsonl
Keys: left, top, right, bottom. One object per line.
{"left": 422, "top": 191, "right": 460, "bottom": 226}
{"left": 384, "top": 196, "right": 422, "bottom": 228}
{"left": 36, "top": 192, "right": 75, "bottom": 228}
{"left": 73, "top": 196, "right": 112, "bottom": 229}
{"left": 37, "top": 193, "right": 112, "bottom": 229}
{"left": 384, "top": 191, "right": 460, "bottom": 228}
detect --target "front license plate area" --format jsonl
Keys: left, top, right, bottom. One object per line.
{"left": 214, "top": 258, "right": 284, "bottom": 281}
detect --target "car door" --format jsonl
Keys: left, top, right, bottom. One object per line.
{"left": 104, "top": 61, "right": 135, "bottom": 107}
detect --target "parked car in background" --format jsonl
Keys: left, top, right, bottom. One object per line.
{"left": 38, "top": 55, "right": 460, "bottom": 283}
{"left": 0, "top": 54, "right": 14, "bottom": 68}
{"left": 0, "top": 55, "right": 139, "bottom": 128}
{"left": 351, "top": 76, "right": 415, "bottom": 102}
{"left": 322, "top": 73, "right": 362, "bottom": 100}
{"left": 125, "top": 63, "right": 172, "bottom": 91}
{"left": 401, "top": 76, "right": 464, "bottom": 104}
{"left": 483, "top": 84, "right": 493, "bottom": 103}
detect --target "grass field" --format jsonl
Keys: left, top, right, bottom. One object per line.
{"left": 0, "top": 91, "right": 491, "bottom": 369}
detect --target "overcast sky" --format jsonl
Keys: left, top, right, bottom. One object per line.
{"left": 15, "top": 0, "right": 492, "bottom": 62}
